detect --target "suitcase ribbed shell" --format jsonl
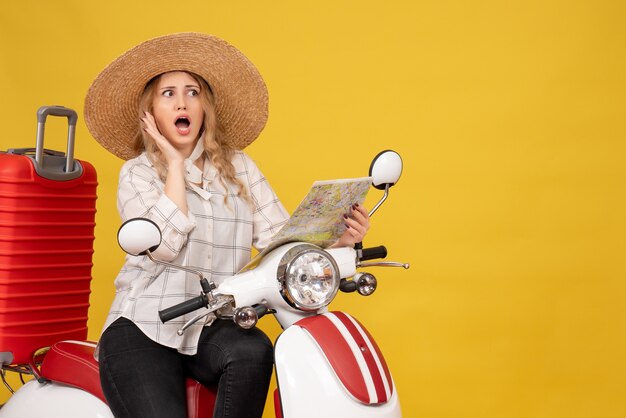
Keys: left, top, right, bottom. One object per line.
{"left": 0, "top": 153, "right": 97, "bottom": 364}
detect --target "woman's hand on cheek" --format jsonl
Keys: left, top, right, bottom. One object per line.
{"left": 141, "top": 111, "right": 184, "bottom": 166}
{"left": 330, "top": 204, "right": 370, "bottom": 248}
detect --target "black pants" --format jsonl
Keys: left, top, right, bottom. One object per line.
{"left": 98, "top": 317, "right": 274, "bottom": 418}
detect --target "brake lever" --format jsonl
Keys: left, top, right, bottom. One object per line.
{"left": 176, "top": 298, "right": 230, "bottom": 335}
{"left": 357, "top": 261, "right": 410, "bottom": 269}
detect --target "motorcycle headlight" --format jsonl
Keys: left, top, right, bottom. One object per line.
{"left": 277, "top": 244, "right": 340, "bottom": 311}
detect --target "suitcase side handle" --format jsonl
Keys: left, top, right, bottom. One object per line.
{"left": 35, "top": 106, "right": 78, "bottom": 173}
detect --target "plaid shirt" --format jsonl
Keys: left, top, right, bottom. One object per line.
{"left": 102, "top": 151, "right": 289, "bottom": 355}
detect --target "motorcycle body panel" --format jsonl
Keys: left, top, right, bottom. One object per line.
{"left": 275, "top": 312, "right": 401, "bottom": 418}
{"left": 0, "top": 380, "right": 113, "bottom": 418}
{"left": 221, "top": 242, "right": 329, "bottom": 328}
{"left": 221, "top": 243, "right": 358, "bottom": 330}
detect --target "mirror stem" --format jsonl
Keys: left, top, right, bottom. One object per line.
{"left": 145, "top": 250, "right": 205, "bottom": 282}
{"left": 368, "top": 183, "right": 390, "bottom": 217}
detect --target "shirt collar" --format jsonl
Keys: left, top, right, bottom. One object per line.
{"left": 184, "top": 136, "right": 205, "bottom": 184}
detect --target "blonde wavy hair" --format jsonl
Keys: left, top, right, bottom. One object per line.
{"left": 132, "top": 71, "right": 251, "bottom": 205}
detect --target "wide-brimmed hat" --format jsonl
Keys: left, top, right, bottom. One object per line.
{"left": 84, "top": 32, "right": 268, "bottom": 160}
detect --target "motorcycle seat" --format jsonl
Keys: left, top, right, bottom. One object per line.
{"left": 39, "top": 340, "right": 216, "bottom": 417}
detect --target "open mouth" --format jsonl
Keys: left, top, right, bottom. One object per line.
{"left": 175, "top": 117, "right": 191, "bottom": 135}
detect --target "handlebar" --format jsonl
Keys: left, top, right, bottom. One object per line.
{"left": 159, "top": 294, "right": 208, "bottom": 323}
{"left": 158, "top": 244, "right": 395, "bottom": 322}
{"left": 360, "top": 245, "right": 387, "bottom": 261}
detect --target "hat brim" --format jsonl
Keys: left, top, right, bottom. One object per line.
{"left": 84, "top": 32, "right": 268, "bottom": 160}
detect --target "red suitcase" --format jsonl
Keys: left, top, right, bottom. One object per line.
{"left": 0, "top": 106, "right": 98, "bottom": 366}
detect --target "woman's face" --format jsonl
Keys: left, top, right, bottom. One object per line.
{"left": 151, "top": 71, "right": 205, "bottom": 155}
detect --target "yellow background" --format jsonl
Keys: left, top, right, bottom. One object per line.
{"left": 1, "top": 1, "right": 625, "bottom": 417}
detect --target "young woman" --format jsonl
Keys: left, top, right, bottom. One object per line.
{"left": 84, "top": 33, "right": 370, "bottom": 418}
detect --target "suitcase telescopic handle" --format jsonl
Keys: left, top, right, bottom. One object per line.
{"left": 35, "top": 105, "right": 78, "bottom": 172}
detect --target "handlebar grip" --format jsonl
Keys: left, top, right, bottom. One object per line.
{"left": 253, "top": 304, "right": 269, "bottom": 318}
{"left": 360, "top": 246, "right": 387, "bottom": 261}
{"left": 159, "top": 295, "right": 207, "bottom": 323}
{"left": 340, "top": 278, "right": 358, "bottom": 293}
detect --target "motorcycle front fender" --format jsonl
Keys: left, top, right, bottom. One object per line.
{"left": 274, "top": 311, "right": 401, "bottom": 418}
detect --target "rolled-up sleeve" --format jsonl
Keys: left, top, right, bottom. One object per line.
{"left": 240, "top": 154, "right": 289, "bottom": 251}
{"left": 117, "top": 157, "right": 196, "bottom": 261}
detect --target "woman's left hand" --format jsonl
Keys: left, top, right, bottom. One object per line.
{"left": 330, "top": 204, "right": 370, "bottom": 248}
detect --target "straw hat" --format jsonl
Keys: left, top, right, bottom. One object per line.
{"left": 84, "top": 32, "right": 268, "bottom": 160}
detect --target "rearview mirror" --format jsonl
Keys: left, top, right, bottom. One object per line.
{"left": 117, "top": 218, "right": 162, "bottom": 256}
{"left": 367, "top": 150, "right": 403, "bottom": 217}
{"left": 369, "top": 150, "right": 403, "bottom": 190}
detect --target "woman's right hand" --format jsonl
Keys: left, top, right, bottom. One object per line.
{"left": 141, "top": 111, "right": 189, "bottom": 215}
{"left": 141, "top": 111, "right": 185, "bottom": 166}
